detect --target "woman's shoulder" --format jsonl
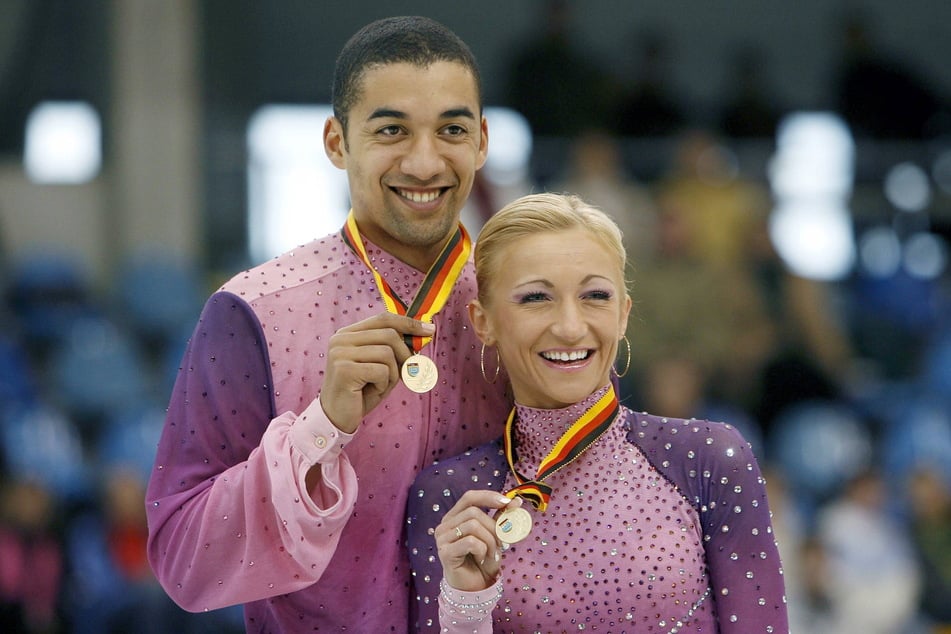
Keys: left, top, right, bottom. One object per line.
{"left": 622, "top": 407, "right": 751, "bottom": 456}
{"left": 621, "top": 407, "right": 763, "bottom": 503}
{"left": 411, "top": 439, "right": 507, "bottom": 502}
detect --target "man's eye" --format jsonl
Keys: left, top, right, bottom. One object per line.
{"left": 378, "top": 125, "right": 402, "bottom": 136}
{"left": 443, "top": 124, "right": 466, "bottom": 136}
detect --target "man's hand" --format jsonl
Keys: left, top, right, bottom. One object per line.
{"left": 320, "top": 313, "right": 435, "bottom": 433}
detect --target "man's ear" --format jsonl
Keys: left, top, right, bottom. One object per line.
{"left": 475, "top": 115, "right": 489, "bottom": 170}
{"left": 468, "top": 299, "right": 494, "bottom": 346}
{"left": 323, "top": 116, "right": 347, "bottom": 169}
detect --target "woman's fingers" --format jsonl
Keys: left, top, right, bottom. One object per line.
{"left": 435, "top": 491, "right": 522, "bottom": 591}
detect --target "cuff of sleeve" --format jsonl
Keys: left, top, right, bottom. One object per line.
{"left": 439, "top": 577, "right": 503, "bottom": 619}
{"left": 289, "top": 396, "right": 355, "bottom": 465}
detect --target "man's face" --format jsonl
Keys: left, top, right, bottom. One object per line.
{"left": 324, "top": 61, "right": 488, "bottom": 271}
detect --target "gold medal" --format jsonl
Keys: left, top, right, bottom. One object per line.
{"left": 495, "top": 506, "right": 532, "bottom": 544}
{"left": 401, "top": 353, "right": 438, "bottom": 393}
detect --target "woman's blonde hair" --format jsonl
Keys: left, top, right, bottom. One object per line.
{"left": 474, "top": 192, "right": 628, "bottom": 304}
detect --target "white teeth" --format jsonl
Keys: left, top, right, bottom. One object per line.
{"left": 542, "top": 350, "right": 589, "bottom": 362}
{"left": 398, "top": 189, "right": 439, "bottom": 203}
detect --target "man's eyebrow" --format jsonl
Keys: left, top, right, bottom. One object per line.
{"left": 368, "top": 108, "right": 406, "bottom": 121}
{"left": 366, "top": 107, "right": 477, "bottom": 121}
{"left": 442, "top": 107, "right": 477, "bottom": 120}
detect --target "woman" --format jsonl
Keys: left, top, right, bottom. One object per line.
{"left": 406, "top": 193, "right": 789, "bottom": 633}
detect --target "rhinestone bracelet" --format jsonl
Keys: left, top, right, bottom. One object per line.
{"left": 439, "top": 578, "right": 503, "bottom": 614}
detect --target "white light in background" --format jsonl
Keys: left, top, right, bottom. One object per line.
{"left": 247, "top": 105, "right": 349, "bottom": 263}
{"left": 24, "top": 101, "right": 101, "bottom": 184}
{"left": 482, "top": 107, "right": 532, "bottom": 187}
{"left": 884, "top": 162, "right": 932, "bottom": 212}
{"left": 767, "top": 112, "right": 856, "bottom": 280}
{"left": 247, "top": 104, "right": 532, "bottom": 263}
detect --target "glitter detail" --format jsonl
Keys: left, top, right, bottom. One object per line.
{"left": 408, "top": 405, "right": 788, "bottom": 632}
{"left": 147, "top": 232, "right": 510, "bottom": 630}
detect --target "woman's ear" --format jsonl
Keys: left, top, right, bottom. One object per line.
{"left": 468, "top": 300, "right": 495, "bottom": 346}
{"left": 619, "top": 293, "right": 633, "bottom": 335}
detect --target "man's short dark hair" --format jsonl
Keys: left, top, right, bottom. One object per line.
{"left": 332, "top": 16, "right": 483, "bottom": 133}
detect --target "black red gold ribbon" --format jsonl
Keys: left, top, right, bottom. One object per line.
{"left": 502, "top": 385, "right": 620, "bottom": 511}
{"left": 340, "top": 210, "right": 471, "bottom": 352}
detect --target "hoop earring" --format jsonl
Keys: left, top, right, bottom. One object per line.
{"left": 481, "top": 343, "right": 500, "bottom": 384}
{"left": 613, "top": 335, "right": 631, "bottom": 378}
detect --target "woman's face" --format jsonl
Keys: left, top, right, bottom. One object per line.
{"left": 470, "top": 228, "right": 631, "bottom": 409}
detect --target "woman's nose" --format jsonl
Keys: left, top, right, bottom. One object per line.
{"left": 550, "top": 301, "right": 587, "bottom": 340}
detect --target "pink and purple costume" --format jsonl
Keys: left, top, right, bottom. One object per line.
{"left": 146, "top": 231, "right": 510, "bottom": 632}
{"left": 408, "top": 386, "right": 789, "bottom": 633}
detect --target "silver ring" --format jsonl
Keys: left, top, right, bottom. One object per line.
{"left": 454, "top": 526, "right": 463, "bottom": 539}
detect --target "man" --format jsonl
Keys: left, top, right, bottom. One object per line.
{"left": 146, "top": 16, "right": 510, "bottom": 632}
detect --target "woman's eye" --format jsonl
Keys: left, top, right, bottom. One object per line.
{"left": 585, "top": 290, "right": 613, "bottom": 301}
{"left": 518, "top": 292, "right": 549, "bottom": 304}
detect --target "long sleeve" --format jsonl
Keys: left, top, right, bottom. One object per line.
{"left": 698, "top": 423, "right": 789, "bottom": 633}
{"left": 437, "top": 579, "right": 502, "bottom": 634}
{"left": 637, "top": 415, "right": 790, "bottom": 633}
{"left": 407, "top": 440, "right": 507, "bottom": 633}
{"left": 146, "top": 292, "right": 358, "bottom": 612}
{"left": 147, "top": 233, "right": 510, "bottom": 631}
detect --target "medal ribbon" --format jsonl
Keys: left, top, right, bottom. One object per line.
{"left": 340, "top": 210, "right": 471, "bottom": 352}
{"left": 502, "top": 385, "right": 620, "bottom": 512}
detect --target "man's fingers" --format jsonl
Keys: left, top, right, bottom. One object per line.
{"left": 329, "top": 318, "right": 434, "bottom": 367}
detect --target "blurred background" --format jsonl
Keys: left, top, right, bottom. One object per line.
{"left": 0, "top": 1, "right": 950, "bottom": 632}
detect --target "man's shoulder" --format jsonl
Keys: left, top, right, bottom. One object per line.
{"left": 219, "top": 233, "right": 352, "bottom": 301}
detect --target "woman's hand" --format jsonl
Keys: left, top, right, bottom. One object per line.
{"left": 434, "top": 491, "right": 523, "bottom": 592}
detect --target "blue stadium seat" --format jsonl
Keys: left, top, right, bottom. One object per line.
{"left": 48, "top": 315, "right": 152, "bottom": 438}
{"left": 769, "top": 399, "right": 874, "bottom": 506}
{"left": 113, "top": 249, "right": 204, "bottom": 350}
{"left": 0, "top": 405, "right": 91, "bottom": 502}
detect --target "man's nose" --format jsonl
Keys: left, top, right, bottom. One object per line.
{"left": 401, "top": 134, "right": 445, "bottom": 181}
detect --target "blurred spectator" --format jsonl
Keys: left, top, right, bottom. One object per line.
{"left": 815, "top": 469, "right": 922, "bottom": 634}
{"left": 833, "top": 8, "right": 948, "bottom": 139}
{"left": 611, "top": 27, "right": 688, "bottom": 137}
{"left": 637, "top": 354, "right": 707, "bottom": 420}
{"left": 638, "top": 133, "right": 783, "bottom": 418}
{"left": 64, "top": 466, "right": 242, "bottom": 634}
{"left": 787, "top": 533, "right": 838, "bottom": 633}
{"left": 551, "top": 128, "right": 659, "bottom": 267}
{"left": 762, "top": 466, "right": 811, "bottom": 626}
{"left": 718, "top": 43, "right": 783, "bottom": 138}
{"left": 743, "top": 208, "right": 855, "bottom": 435}
{"left": 503, "top": 0, "right": 614, "bottom": 137}
{"left": 654, "top": 128, "right": 769, "bottom": 269}
{"left": 906, "top": 466, "right": 951, "bottom": 630}
{"left": 0, "top": 476, "right": 65, "bottom": 633}
{"left": 626, "top": 193, "right": 771, "bottom": 418}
